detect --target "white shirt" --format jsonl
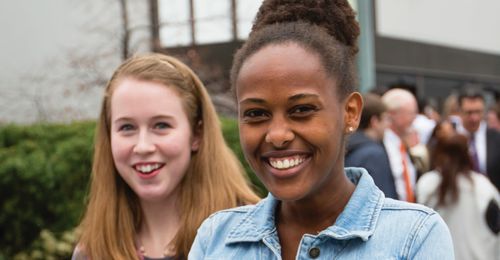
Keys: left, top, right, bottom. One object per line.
{"left": 417, "top": 171, "right": 500, "bottom": 260}
{"left": 383, "top": 128, "right": 417, "bottom": 201}
{"left": 412, "top": 114, "right": 436, "bottom": 144}
{"left": 457, "top": 121, "right": 487, "bottom": 174}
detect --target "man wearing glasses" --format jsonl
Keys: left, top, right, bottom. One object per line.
{"left": 458, "top": 87, "right": 500, "bottom": 191}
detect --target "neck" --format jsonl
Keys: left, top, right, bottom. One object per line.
{"left": 467, "top": 127, "right": 479, "bottom": 135}
{"left": 389, "top": 126, "right": 405, "bottom": 138}
{"left": 138, "top": 191, "right": 181, "bottom": 258}
{"left": 363, "top": 128, "right": 380, "bottom": 141}
{"left": 278, "top": 171, "right": 355, "bottom": 233}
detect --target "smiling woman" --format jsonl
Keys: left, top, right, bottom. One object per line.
{"left": 189, "top": 0, "right": 454, "bottom": 259}
{"left": 71, "top": 53, "right": 259, "bottom": 260}
{"left": 236, "top": 43, "right": 350, "bottom": 202}
{"left": 110, "top": 78, "right": 198, "bottom": 202}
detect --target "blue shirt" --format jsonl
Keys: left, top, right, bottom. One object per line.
{"left": 189, "top": 167, "right": 454, "bottom": 259}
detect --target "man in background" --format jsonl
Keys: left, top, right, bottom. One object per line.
{"left": 382, "top": 88, "right": 419, "bottom": 202}
{"left": 457, "top": 88, "right": 500, "bottom": 191}
{"left": 486, "top": 103, "right": 500, "bottom": 131}
{"left": 346, "top": 93, "right": 398, "bottom": 199}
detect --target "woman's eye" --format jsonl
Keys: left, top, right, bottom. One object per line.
{"left": 155, "top": 122, "right": 171, "bottom": 129}
{"left": 242, "top": 109, "right": 269, "bottom": 122}
{"left": 290, "top": 105, "right": 317, "bottom": 117}
{"left": 118, "top": 124, "right": 135, "bottom": 131}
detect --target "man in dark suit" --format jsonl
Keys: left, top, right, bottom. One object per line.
{"left": 486, "top": 129, "right": 500, "bottom": 191}
{"left": 345, "top": 93, "right": 399, "bottom": 199}
{"left": 458, "top": 88, "right": 500, "bottom": 191}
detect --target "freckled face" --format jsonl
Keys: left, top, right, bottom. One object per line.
{"left": 236, "top": 43, "right": 348, "bottom": 202}
{"left": 110, "top": 78, "right": 199, "bottom": 202}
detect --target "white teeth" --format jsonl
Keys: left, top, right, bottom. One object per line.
{"left": 136, "top": 163, "right": 161, "bottom": 173}
{"left": 269, "top": 156, "right": 305, "bottom": 170}
{"left": 277, "top": 161, "right": 283, "bottom": 168}
{"left": 283, "top": 159, "right": 290, "bottom": 168}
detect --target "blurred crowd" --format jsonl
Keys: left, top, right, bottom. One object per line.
{"left": 345, "top": 84, "right": 500, "bottom": 260}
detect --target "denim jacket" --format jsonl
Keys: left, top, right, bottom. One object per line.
{"left": 189, "top": 167, "right": 454, "bottom": 259}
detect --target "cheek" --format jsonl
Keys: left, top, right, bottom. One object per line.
{"left": 110, "top": 135, "right": 130, "bottom": 164}
{"left": 394, "top": 117, "right": 404, "bottom": 126}
{"left": 408, "top": 115, "right": 416, "bottom": 125}
{"left": 309, "top": 118, "right": 344, "bottom": 155}
{"left": 239, "top": 125, "right": 260, "bottom": 160}
{"left": 161, "top": 141, "right": 185, "bottom": 157}
{"left": 159, "top": 133, "right": 193, "bottom": 158}
{"left": 309, "top": 113, "right": 341, "bottom": 141}
{"left": 315, "top": 129, "right": 340, "bottom": 154}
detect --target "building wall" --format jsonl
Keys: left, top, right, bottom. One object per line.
{"left": 375, "top": 36, "right": 500, "bottom": 102}
{"left": 373, "top": 0, "right": 500, "bottom": 108}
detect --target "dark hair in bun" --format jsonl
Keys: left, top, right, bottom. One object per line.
{"left": 252, "top": 0, "right": 359, "bottom": 54}
{"left": 231, "top": 0, "right": 360, "bottom": 99}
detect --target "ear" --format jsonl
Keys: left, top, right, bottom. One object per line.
{"left": 369, "top": 115, "right": 379, "bottom": 128}
{"left": 344, "top": 92, "right": 363, "bottom": 133}
{"left": 191, "top": 120, "right": 202, "bottom": 152}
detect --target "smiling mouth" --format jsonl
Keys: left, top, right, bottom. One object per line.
{"left": 133, "top": 163, "right": 164, "bottom": 174}
{"left": 268, "top": 155, "right": 308, "bottom": 170}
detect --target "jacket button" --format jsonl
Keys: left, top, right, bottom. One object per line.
{"left": 308, "top": 247, "right": 320, "bottom": 258}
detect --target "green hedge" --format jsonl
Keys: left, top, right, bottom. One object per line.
{"left": 0, "top": 118, "right": 265, "bottom": 258}
{"left": 0, "top": 121, "right": 94, "bottom": 258}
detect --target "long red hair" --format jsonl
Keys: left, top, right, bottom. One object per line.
{"left": 430, "top": 133, "right": 473, "bottom": 206}
{"left": 76, "top": 53, "right": 259, "bottom": 259}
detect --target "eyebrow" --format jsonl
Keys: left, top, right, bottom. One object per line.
{"left": 288, "top": 93, "right": 320, "bottom": 101}
{"left": 239, "top": 97, "right": 266, "bottom": 105}
{"left": 239, "top": 93, "right": 320, "bottom": 105}
{"left": 112, "top": 115, "right": 175, "bottom": 123}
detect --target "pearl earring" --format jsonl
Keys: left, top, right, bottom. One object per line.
{"left": 348, "top": 126, "right": 354, "bottom": 133}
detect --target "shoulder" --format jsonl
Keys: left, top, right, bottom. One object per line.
{"left": 201, "top": 204, "right": 255, "bottom": 228}
{"left": 417, "top": 171, "right": 441, "bottom": 190}
{"left": 378, "top": 199, "right": 454, "bottom": 258}
{"left": 346, "top": 133, "right": 373, "bottom": 154}
{"left": 417, "top": 171, "right": 441, "bottom": 187}
{"left": 194, "top": 204, "right": 259, "bottom": 242}
{"left": 189, "top": 202, "right": 268, "bottom": 259}
{"left": 358, "top": 142, "right": 385, "bottom": 154}
{"left": 416, "top": 171, "right": 442, "bottom": 205}
{"left": 347, "top": 142, "right": 386, "bottom": 160}
{"left": 71, "top": 244, "right": 88, "bottom": 260}
{"left": 471, "top": 173, "right": 499, "bottom": 200}
{"left": 472, "top": 172, "right": 495, "bottom": 186}
{"left": 487, "top": 128, "right": 500, "bottom": 141}
{"left": 379, "top": 199, "right": 448, "bottom": 236}
{"left": 381, "top": 197, "right": 437, "bottom": 216}
{"left": 205, "top": 204, "right": 255, "bottom": 224}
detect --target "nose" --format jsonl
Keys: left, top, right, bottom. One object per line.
{"left": 471, "top": 112, "right": 482, "bottom": 122}
{"left": 265, "top": 117, "right": 294, "bottom": 148}
{"left": 133, "top": 131, "right": 156, "bottom": 154}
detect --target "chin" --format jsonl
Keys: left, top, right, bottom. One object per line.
{"left": 135, "top": 189, "right": 170, "bottom": 202}
{"left": 268, "top": 186, "right": 308, "bottom": 202}
{"left": 137, "top": 192, "right": 161, "bottom": 201}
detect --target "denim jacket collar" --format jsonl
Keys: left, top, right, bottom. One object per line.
{"left": 225, "top": 168, "right": 384, "bottom": 244}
